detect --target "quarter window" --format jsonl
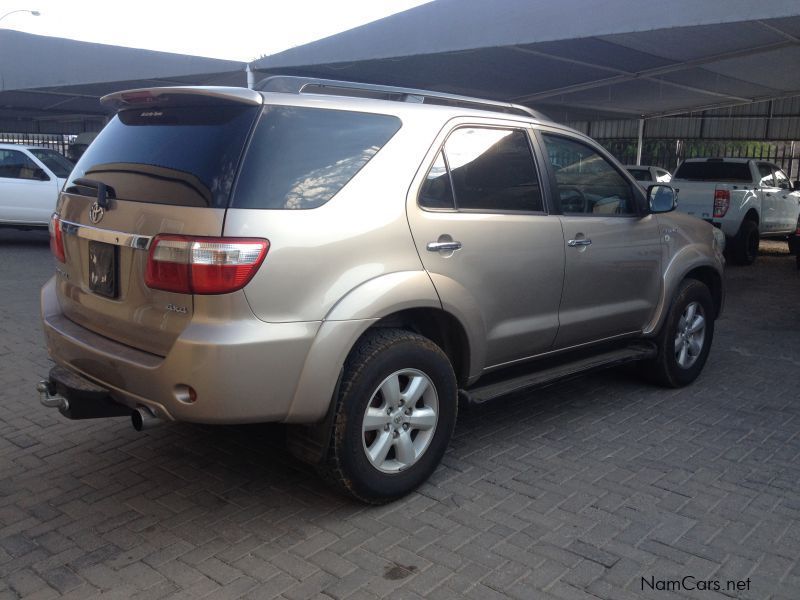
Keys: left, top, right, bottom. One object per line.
{"left": 419, "top": 151, "right": 455, "bottom": 209}
{"left": 234, "top": 106, "right": 401, "bottom": 210}
{"left": 541, "top": 134, "right": 635, "bottom": 216}
{"left": 0, "top": 149, "right": 44, "bottom": 181}
{"left": 425, "top": 127, "right": 544, "bottom": 212}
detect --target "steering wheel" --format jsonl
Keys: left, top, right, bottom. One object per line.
{"left": 558, "top": 185, "right": 588, "bottom": 213}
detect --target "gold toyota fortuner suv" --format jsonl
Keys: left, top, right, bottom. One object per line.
{"left": 38, "top": 77, "right": 725, "bottom": 503}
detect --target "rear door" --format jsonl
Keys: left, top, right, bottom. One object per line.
{"left": 407, "top": 122, "right": 565, "bottom": 369}
{"left": 54, "top": 91, "right": 261, "bottom": 356}
{"left": 538, "top": 131, "right": 662, "bottom": 349}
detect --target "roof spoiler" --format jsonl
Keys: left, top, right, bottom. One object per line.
{"left": 100, "top": 86, "right": 263, "bottom": 111}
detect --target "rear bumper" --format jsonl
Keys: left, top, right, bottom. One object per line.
{"left": 41, "top": 277, "right": 322, "bottom": 424}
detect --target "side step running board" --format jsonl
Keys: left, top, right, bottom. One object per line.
{"left": 461, "top": 343, "right": 657, "bottom": 405}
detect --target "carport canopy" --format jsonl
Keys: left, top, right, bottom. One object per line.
{"left": 0, "top": 30, "right": 246, "bottom": 127}
{"left": 252, "top": 0, "right": 800, "bottom": 122}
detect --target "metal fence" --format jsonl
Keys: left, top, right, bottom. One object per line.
{"left": 0, "top": 133, "right": 74, "bottom": 156}
{"left": 598, "top": 138, "right": 800, "bottom": 179}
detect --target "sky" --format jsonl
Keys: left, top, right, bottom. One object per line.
{"left": 0, "top": 0, "right": 433, "bottom": 61}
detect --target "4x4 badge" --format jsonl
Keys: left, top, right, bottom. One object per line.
{"left": 88, "top": 202, "right": 104, "bottom": 224}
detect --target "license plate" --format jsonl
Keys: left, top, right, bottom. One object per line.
{"left": 89, "top": 241, "right": 118, "bottom": 299}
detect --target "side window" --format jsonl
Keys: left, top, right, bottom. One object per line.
{"left": 773, "top": 168, "right": 791, "bottom": 190}
{"left": 442, "top": 127, "right": 544, "bottom": 212}
{"left": 419, "top": 151, "right": 455, "bottom": 209}
{"left": 541, "top": 134, "right": 635, "bottom": 216}
{"left": 0, "top": 149, "right": 42, "bottom": 181}
{"left": 656, "top": 169, "right": 672, "bottom": 183}
{"left": 757, "top": 163, "right": 775, "bottom": 187}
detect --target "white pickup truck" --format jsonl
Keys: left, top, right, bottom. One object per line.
{"left": 672, "top": 158, "right": 800, "bottom": 264}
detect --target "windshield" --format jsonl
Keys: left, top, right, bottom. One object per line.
{"left": 66, "top": 104, "right": 260, "bottom": 207}
{"left": 28, "top": 148, "right": 74, "bottom": 178}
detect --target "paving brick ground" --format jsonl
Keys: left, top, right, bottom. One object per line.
{"left": 1, "top": 229, "right": 798, "bottom": 600}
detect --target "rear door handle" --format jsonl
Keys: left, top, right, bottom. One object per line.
{"left": 567, "top": 239, "right": 592, "bottom": 247}
{"left": 426, "top": 241, "right": 462, "bottom": 252}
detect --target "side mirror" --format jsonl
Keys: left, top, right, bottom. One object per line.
{"left": 33, "top": 168, "right": 50, "bottom": 181}
{"left": 648, "top": 184, "right": 677, "bottom": 213}
{"left": 793, "top": 180, "right": 800, "bottom": 191}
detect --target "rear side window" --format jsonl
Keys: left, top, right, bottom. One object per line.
{"left": 674, "top": 161, "right": 751, "bottom": 182}
{"left": 233, "top": 106, "right": 401, "bottom": 209}
{"left": 67, "top": 105, "right": 260, "bottom": 208}
{"left": 627, "top": 168, "right": 652, "bottom": 182}
{"left": 28, "top": 148, "right": 74, "bottom": 178}
{"left": 419, "top": 127, "right": 544, "bottom": 212}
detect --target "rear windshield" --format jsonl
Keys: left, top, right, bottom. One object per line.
{"left": 674, "top": 161, "right": 751, "bottom": 182}
{"left": 233, "top": 106, "right": 401, "bottom": 209}
{"left": 66, "top": 104, "right": 259, "bottom": 208}
{"left": 28, "top": 148, "right": 74, "bottom": 178}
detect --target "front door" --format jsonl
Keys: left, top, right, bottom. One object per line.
{"left": 773, "top": 167, "right": 800, "bottom": 233}
{"left": 757, "top": 162, "right": 782, "bottom": 233}
{"left": 538, "top": 132, "right": 663, "bottom": 349}
{"left": 0, "top": 148, "right": 57, "bottom": 225}
{"left": 407, "top": 125, "right": 565, "bottom": 369}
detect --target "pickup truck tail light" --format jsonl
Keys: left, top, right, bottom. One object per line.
{"left": 49, "top": 213, "right": 66, "bottom": 263}
{"left": 145, "top": 235, "right": 269, "bottom": 295}
{"left": 713, "top": 189, "right": 730, "bottom": 218}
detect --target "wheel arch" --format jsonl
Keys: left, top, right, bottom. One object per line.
{"left": 645, "top": 249, "right": 724, "bottom": 335}
{"left": 367, "top": 308, "right": 471, "bottom": 387}
{"left": 683, "top": 266, "right": 724, "bottom": 319}
{"left": 285, "top": 271, "right": 479, "bottom": 423}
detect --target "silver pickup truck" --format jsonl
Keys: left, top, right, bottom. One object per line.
{"left": 672, "top": 158, "right": 800, "bottom": 264}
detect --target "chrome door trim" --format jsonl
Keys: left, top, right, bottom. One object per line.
{"left": 59, "top": 218, "right": 152, "bottom": 250}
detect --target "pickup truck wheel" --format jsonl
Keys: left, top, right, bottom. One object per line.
{"left": 644, "top": 279, "right": 715, "bottom": 388}
{"left": 788, "top": 233, "right": 799, "bottom": 256}
{"left": 322, "top": 329, "right": 457, "bottom": 504}
{"left": 729, "top": 219, "right": 759, "bottom": 265}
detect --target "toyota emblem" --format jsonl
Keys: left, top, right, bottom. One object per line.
{"left": 88, "top": 202, "right": 104, "bottom": 224}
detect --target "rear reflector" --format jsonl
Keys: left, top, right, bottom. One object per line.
{"left": 713, "top": 189, "right": 730, "bottom": 218}
{"left": 145, "top": 235, "right": 269, "bottom": 295}
{"left": 49, "top": 213, "right": 65, "bottom": 263}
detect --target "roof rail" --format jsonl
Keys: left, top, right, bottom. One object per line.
{"left": 256, "top": 75, "right": 546, "bottom": 120}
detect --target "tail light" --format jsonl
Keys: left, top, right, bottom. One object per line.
{"left": 145, "top": 235, "right": 269, "bottom": 295}
{"left": 49, "top": 213, "right": 65, "bottom": 263}
{"left": 713, "top": 189, "right": 730, "bottom": 218}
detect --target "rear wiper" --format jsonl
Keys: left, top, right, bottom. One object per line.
{"left": 65, "top": 178, "right": 116, "bottom": 208}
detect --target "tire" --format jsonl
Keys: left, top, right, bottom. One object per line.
{"left": 321, "top": 328, "right": 457, "bottom": 504}
{"left": 642, "top": 279, "right": 715, "bottom": 388}
{"left": 788, "top": 233, "right": 799, "bottom": 256}
{"left": 729, "top": 219, "right": 759, "bottom": 265}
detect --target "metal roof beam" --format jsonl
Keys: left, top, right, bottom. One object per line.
{"left": 511, "top": 39, "right": 797, "bottom": 104}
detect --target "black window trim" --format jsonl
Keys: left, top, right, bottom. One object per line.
{"left": 533, "top": 127, "right": 647, "bottom": 218}
{"left": 417, "top": 123, "right": 551, "bottom": 216}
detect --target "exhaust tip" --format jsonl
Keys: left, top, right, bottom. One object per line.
{"left": 131, "top": 406, "right": 161, "bottom": 432}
